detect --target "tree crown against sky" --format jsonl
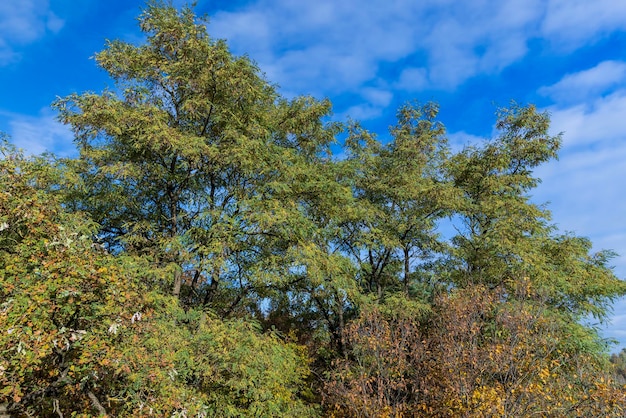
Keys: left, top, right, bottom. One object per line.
{"left": 2, "top": 2, "right": 626, "bottom": 416}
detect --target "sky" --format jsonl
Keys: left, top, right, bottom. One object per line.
{"left": 1, "top": 0, "right": 626, "bottom": 350}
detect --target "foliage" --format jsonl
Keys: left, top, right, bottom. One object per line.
{"left": 444, "top": 103, "right": 626, "bottom": 321}
{"left": 325, "top": 286, "right": 626, "bottom": 417}
{"left": 0, "top": 142, "right": 316, "bottom": 417}
{"left": 1, "top": 2, "right": 626, "bottom": 416}
{"left": 341, "top": 102, "right": 454, "bottom": 301}
{"left": 610, "top": 348, "right": 626, "bottom": 384}
{"left": 54, "top": 1, "right": 343, "bottom": 319}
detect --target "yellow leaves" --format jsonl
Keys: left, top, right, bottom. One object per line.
{"left": 468, "top": 385, "right": 505, "bottom": 416}
{"left": 326, "top": 284, "right": 626, "bottom": 417}
{"left": 538, "top": 367, "right": 551, "bottom": 382}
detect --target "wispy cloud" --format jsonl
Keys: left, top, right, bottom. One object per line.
{"left": 421, "top": 0, "right": 542, "bottom": 88}
{"left": 209, "top": 0, "right": 419, "bottom": 99}
{"left": 539, "top": 61, "right": 626, "bottom": 103}
{"left": 2, "top": 109, "right": 74, "bottom": 156}
{"left": 209, "top": 0, "right": 542, "bottom": 96}
{"left": 548, "top": 90, "right": 626, "bottom": 149}
{"left": 395, "top": 67, "right": 429, "bottom": 92}
{"left": 207, "top": 0, "right": 626, "bottom": 107}
{"left": 541, "top": 0, "right": 626, "bottom": 49}
{"left": 447, "top": 131, "right": 486, "bottom": 153}
{"left": 0, "top": 0, "right": 64, "bottom": 65}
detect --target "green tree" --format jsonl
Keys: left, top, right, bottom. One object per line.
{"left": 342, "top": 103, "right": 454, "bottom": 302}
{"left": 445, "top": 104, "right": 625, "bottom": 321}
{"left": 0, "top": 139, "right": 317, "bottom": 416}
{"left": 54, "top": 2, "right": 339, "bottom": 317}
{"left": 324, "top": 103, "right": 626, "bottom": 417}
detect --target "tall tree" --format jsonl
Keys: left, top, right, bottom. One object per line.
{"left": 0, "top": 139, "right": 318, "bottom": 417}
{"left": 445, "top": 103, "right": 625, "bottom": 322}
{"left": 324, "top": 104, "right": 626, "bottom": 417}
{"left": 55, "top": 3, "right": 339, "bottom": 316}
{"left": 342, "top": 103, "right": 454, "bottom": 301}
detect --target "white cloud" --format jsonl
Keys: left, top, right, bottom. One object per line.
{"left": 539, "top": 61, "right": 626, "bottom": 102}
{"left": 206, "top": 0, "right": 626, "bottom": 99}
{"left": 208, "top": 0, "right": 547, "bottom": 96}
{"left": 330, "top": 88, "right": 393, "bottom": 123}
{"left": 210, "top": 0, "right": 422, "bottom": 96}
{"left": 534, "top": 92, "right": 626, "bottom": 279}
{"left": 535, "top": 144, "right": 626, "bottom": 247}
{"left": 547, "top": 91, "right": 626, "bottom": 149}
{"left": 339, "top": 103, "right": 386, "bottom": 122}
{"left": 447, "top": 131, "right": 485, "bottom": 153}
{"left": 396, "top": 67, "right": 428, "bottom": 92}
{"left": 542, "top": 0, "right": 626, "bottom": 49}
{"left": 0, "top": 0, "right": 64, "bottom": 65}
{"left": 3, "top": 109, "right": 74, "bottom": 156}
{"left": 422, "top": 0, "right": 542, "bottom": 88}
{"left": 361, "top": 88, "right": 393, "bottom": 107}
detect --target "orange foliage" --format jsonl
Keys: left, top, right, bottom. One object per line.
{"left": 325, "top": 286, "right": 626, "bottom": 417}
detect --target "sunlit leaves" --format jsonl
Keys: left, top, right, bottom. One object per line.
{"left": 3, "top": 2, "right": 626, "bottom": 416}
{"left": 325, "top": 286, "right": 626, "bottom": 417}
{"left": 0, "top": 143, "right": 316, "bottom": 416}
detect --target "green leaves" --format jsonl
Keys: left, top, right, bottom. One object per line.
{"left": 54, "top": 3, "right": 345, "bottom": 321}
{"left": 0, "top": 142, "right": 317, "bottom": 417}
{"left": 444, "top": 103, "right": 625, "bottom": 325}
{"left": 342, "top": 102, "right": 453, "bottom": 301}
{"left": 3, "top": 2, "right": 626, "bottom": 416}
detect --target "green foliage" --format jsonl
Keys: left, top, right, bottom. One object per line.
{"left": 0, "top": 142, "right": 316, "bottom": 417}
{"left": 445, "top": 103, "right": 626, "bottom": 322}
{"left": 54, "top": 2, "right": 342, "bottom": 318}
{"left": 445, "top": 104, "right": 560, "bottom": 288}
{"left": 342, "top": 103, "right": 455, "bottom": 301}
{"left": 1, "top": 2, "right": 625, "bottom": 416}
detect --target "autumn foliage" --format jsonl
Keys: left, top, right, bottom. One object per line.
{"left": 2, "top": 3, "right": 626, "bottom": 417}
{"left": 325, "top": 286, "right": 626, "bottom": 417}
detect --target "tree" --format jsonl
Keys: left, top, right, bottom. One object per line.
{"left": 342, "top": 103, "right": 454, "bottom": 302}
{"left": 0, "top": 139, "right": 318, "bottom": 417}
{"left": 3, "top": 1, "right": 625, "bottom": 414}
{"left": 54, "top": 2, "right": 340, "bottom": 318}
{"left": 445, "top": 104, "right": 625, "bottom": 321}
{"left": 324, "top": 104, "right": 626, "bottom": 417}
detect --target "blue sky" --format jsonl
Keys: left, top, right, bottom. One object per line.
{"left": 2, "top": 0, "right": 626, "bottom": 350}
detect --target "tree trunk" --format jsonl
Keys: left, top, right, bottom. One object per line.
{"left": 404, "top": 246, "right": 410, "bottom": 296}
{"left": 172, "top": 269, "right": 182, "bottom": 298}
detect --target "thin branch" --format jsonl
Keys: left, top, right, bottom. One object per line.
{"left": 86, "top": 390, "right": 108, "bottom": 416}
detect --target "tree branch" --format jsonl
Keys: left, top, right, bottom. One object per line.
{"left": 87, "top": 390, "right": 108, "bottom": 416}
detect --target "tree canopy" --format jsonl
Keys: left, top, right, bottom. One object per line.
{"left": 2, "top": 3, "right": 626, "bottom": 417}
